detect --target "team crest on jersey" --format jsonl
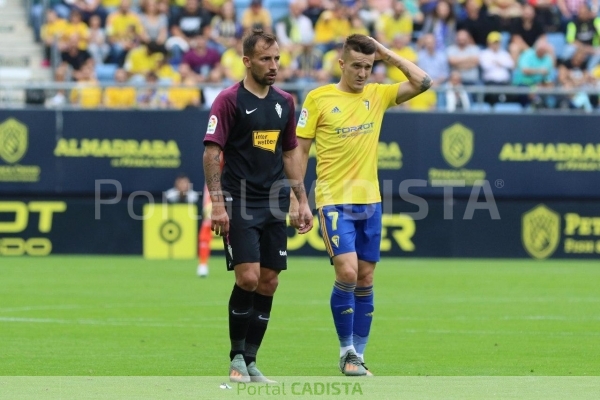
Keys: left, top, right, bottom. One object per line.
{"left": 331, "top": 235, "right": 340, "bottom": 248}
{"left": 207, "top": 115, "right": 218, "bottom": 134}
{"left": 331, "top": 106, "right": 341, "bottom": 113}
{"left": 275, "top": 102, "right": 282, "bottom": 118}
{"left": 364, "top": 100, "right": 370, "bottom": 110}
{"left": 298, "top": 108, "right": 308, "bottom": 127}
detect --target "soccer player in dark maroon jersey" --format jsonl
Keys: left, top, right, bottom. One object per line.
{"left": 203, "top": 29, "right": 313, "bottom": 383}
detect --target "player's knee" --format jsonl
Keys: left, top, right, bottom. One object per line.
{"left": 257, "top": 275, "right": 279, "bottom": 296}
{"left": 236, "top": 272, "right": 260, "bottom": 291}
{"left": 336, "top": 268, "right": 358, "bottom": 284}
{"left": 357, "top": 274, "right": 373, "bottom": 287}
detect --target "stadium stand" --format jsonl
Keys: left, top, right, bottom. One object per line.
{"left": 0, "top": 0, "right": 50, "bottom": 103}
{"left": 2, "top": 0, "right": 600, "bottom": 111}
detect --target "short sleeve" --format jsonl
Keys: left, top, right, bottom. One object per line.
{"left": 296, "top": 93, "right": 319, "bottom": 139}
{"left": 380, "top": 83, "right": 401, "bottom": 109}
{"left": 203, "top": 90, "right": 236, "bottom": 149}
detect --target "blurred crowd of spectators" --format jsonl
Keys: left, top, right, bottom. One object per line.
{"left": 29, "top": 0, "right": 600, "bottom": 111}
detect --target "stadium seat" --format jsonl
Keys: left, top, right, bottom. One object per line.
{"left": 546, "top": 32, "right": 567, "bottom": 60}
{"left": 493, "top": 102, "right": 523, "bottom": 113}
{"left": 265, "top": 0, "right": 290, "bottom": 23}
{"left": 470, "top": 102, "right": 492, "bottom": 112}
{"left": 95, "top": 63, "right": 118, "bottom": 83}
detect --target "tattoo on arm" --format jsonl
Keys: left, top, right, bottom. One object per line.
{"left": 204, "top": 146, "right": 224, "bottom": 203}
{"left": 397, "top": 60, "right": 412, "bottom": 79}
{"left": 290, "top": 183, "right": 306, "bottom": 202}
{"left": 420, "top": 75, "right": 432, "bottom": 92}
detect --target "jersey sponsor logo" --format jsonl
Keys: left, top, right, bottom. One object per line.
{"left": 522, "top": 205, "right": 560, "bottom": 260}
{"left": 298, "top": 108, "right": 308, "bottom": 127}
{"left": 245, "top": 108, "right": 257, "bottom": 114}
{"left": 252, "top": 130, "right": 280, "bottom": 153}
{"left": 335, "top": 122, "right": 374, "bottom": 138}
{"left": 207, "top": 115, "right": 218, "bottom": 134}
{"left": 331, "top": 235, "right": 339, "bottom": 248}
{"left": 275, "top": 102, "right": 282, "bottom": 118}
{"left": 331, "top": 106, "right": 341, "bottom": 113}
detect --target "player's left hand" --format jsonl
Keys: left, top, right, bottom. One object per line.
{"left": 294, "top": 202, "right": 313, "bottom": 234}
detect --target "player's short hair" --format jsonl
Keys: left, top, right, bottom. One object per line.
{"left": 343, "top": 34, "right": 376, "bottom": 58}
{"left": 242, "top": 28, "right": 277, "bottom": 57}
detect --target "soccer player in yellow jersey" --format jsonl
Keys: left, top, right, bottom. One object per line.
{"left": 295, "top": 34, "right": 432, "bottom": 376}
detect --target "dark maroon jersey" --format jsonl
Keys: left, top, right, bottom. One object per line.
{"left": 203, "top": 81, "right": 298, "bottom": 206}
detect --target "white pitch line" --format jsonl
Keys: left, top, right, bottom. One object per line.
{"left": 0, "top": 316, "right": 224, "bottom": 328}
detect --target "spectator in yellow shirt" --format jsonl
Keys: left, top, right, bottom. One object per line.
{"left": 321, "top": 42, "right": 344, "bottom": 82}
{"left": 103, "top": 68, "right": 137, "bottom": 108}
{"left": 313, "top": 6, "right": 351, "bottom": 52}
{"left": 156, "top": 57, "right": 182, "bottom": 83}
{"left": 106, "top": 0, "right": 146, "bottom": 64}
{"left": 41, "top": 9, "right": 68, "bottom": 66}
{"left": 349, "top": 15, "right": 369, "bottom": 36}
{"left": 375, "top": 1, "right": 413, "bottom": 46}
{"left": 124, "top": 41, "right": 165, "bottom": 80}
{"left": 64, "top": 10, "right": 90, "bottom": 51}
{"left": 386, "top": 34, "right": 418, "bottom": 82}
{"left": 241, "top": 0, "right": 273, "bottom": 34}
{"left": 220, "top": 39, "right": 246, "bottom": 82}
{"left": 70, "top": 62, "right": 103, "bottom": 108}
{"left": 405, "top": 89, "right": 438, "bottom": 111}
{"left": 167, "top": 64, "right": 201, "bottom": 109}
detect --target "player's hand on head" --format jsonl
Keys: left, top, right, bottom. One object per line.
{"left": 211, "top": 204, "right": 230, "bottom": 236}
{"left": 369, "top": 36, "right": 388, "bottom": 61}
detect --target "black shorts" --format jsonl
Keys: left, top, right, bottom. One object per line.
{"left": 223, "top": 205, "right": 287, "bottom": 271}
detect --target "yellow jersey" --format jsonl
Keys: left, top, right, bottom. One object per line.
{"left": 70, "top": 81, "right": 102, "bottom": 108}
{"left": 220, "top": 48, "right": 246, "bottom": 81}
{"left": 103, "top": 86, "right": 137, "bottom": 108}
{"left": 376, "top": 14, "right": 413, "bottom": 43}
{"left": 296, "top": 83, "right": 400, "bottom": 208}
{"left": 168, "top": 84, "right": 200, "bottom": 109}
{"left": 41, "top": 18, "right": 68, "bottom": 42}
{"left": 64, "top": 22, "right": 89, "bottom": 50}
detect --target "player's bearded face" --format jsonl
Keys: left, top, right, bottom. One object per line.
{"left": 342, "top": 50, "right": 374, "bottom": 92}
{"left": 249, "top": 41, "right": 280, "bottom": 86}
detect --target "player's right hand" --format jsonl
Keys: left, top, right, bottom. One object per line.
{"left": 211, "top": 204, "right": 229, "bottom": 236}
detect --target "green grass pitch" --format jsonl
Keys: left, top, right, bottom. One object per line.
{"left": 1, "top": 256, "right": 600, "bottom": 378}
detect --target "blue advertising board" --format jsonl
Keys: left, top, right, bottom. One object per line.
{"left": 1, "top": 110, "right": 600, "bottom": 199}
{"left": 1, "top": 197, "right": 599, "bottom": 259}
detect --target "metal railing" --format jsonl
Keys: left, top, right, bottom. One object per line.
{"left": 0, "top": 81, "right": 599, "bottom": 113}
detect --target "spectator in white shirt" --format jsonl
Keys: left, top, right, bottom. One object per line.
{"left": 446, "top": 29, "right": 481, "bottom": 85}
{"left": 275, "top": 0, "right": 315, "bottom": 53}
{"left": 445, "top": 70, "right": 471, "bottom": 111}
{"left": 480, "top": 31, "right": 515, "bottom": 83}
